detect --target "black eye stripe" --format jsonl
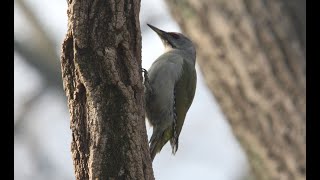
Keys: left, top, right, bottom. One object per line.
{"left": 170, "top": 33, "right": 180, "bottom": 39}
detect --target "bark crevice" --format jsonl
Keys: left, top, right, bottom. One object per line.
{"left": 61, "top": 0, "right": 154, "bottom": 179}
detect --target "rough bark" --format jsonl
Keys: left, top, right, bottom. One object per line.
{"left": 165, "top": 0, "right": 305, "bottom": 180}
{"left": 60, "top": 0, "right": 154, "bottom": 179}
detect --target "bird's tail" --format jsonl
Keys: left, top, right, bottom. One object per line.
{"left": 149, "top": 128, "right": 171, "bottom": 161}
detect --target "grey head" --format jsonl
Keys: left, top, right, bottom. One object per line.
{"left": 147, "top": 24, "right": 196, "bottom": 58}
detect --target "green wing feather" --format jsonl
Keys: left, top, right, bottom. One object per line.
{"left": 170, "top": 60, "right": 197, "bottom": 153}
{"left": 149, "top": 58, "right": 196, "bottom": 161}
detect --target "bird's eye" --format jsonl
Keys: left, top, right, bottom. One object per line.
{"left": 170, "top": 33, "right": 180, "bottom": 39}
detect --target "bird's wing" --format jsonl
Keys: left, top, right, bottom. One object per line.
{"left": 170, "top": 59, "right": 197, "bottom": 153}
{"left": 146, "top": 54, "right": 184, "bottom": 127}
{"left": 148, "top": 54, "right": 185, "bottom": 160}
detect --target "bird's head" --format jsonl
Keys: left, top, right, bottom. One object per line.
{"left": 147, "top": 24, "right": 195, "bottom": 54}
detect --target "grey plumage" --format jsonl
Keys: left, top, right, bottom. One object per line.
{"left": 144, "top": 24, "right": 197, "bottom": 161}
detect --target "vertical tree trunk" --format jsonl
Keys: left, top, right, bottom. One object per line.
{"left": 60, "top": 0, "right": 154, "bottom": 179}
{"left": 165, "top": 0, "right": 305, "bottom": 180}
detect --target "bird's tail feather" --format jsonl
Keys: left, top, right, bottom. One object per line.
{"left": 149, "top": 129, "right": 171, "bottom": 161}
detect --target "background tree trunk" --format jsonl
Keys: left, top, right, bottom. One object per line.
{"left": 60, "top": 0, "right": 154, "bottom": 179}
{"left": 165, "top": 0, "right": 305, "bottom": 180}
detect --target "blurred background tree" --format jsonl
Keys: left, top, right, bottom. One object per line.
{"left": 165, "top": 0, "right": 305, "bottom": 180}
{"left": 14, "top": 0, "right": 305, "bottom": 179}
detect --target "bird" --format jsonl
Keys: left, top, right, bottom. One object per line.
{"left": 144, "top": 24, "right": 197, "bottom": 161}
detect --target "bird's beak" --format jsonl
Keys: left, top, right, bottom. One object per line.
{"left": 147, "top": 24, "right": 169, "bottom": 40}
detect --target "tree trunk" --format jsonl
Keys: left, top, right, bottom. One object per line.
{"left": 165, "top": 0, "right": 305, "bottom": 180}
{"left": 60, "top": 0, "right": 154, "bottom": 179}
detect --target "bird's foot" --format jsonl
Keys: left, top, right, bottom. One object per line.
{"left": 141, "top": 68, "right": 152, "bottom": 92}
